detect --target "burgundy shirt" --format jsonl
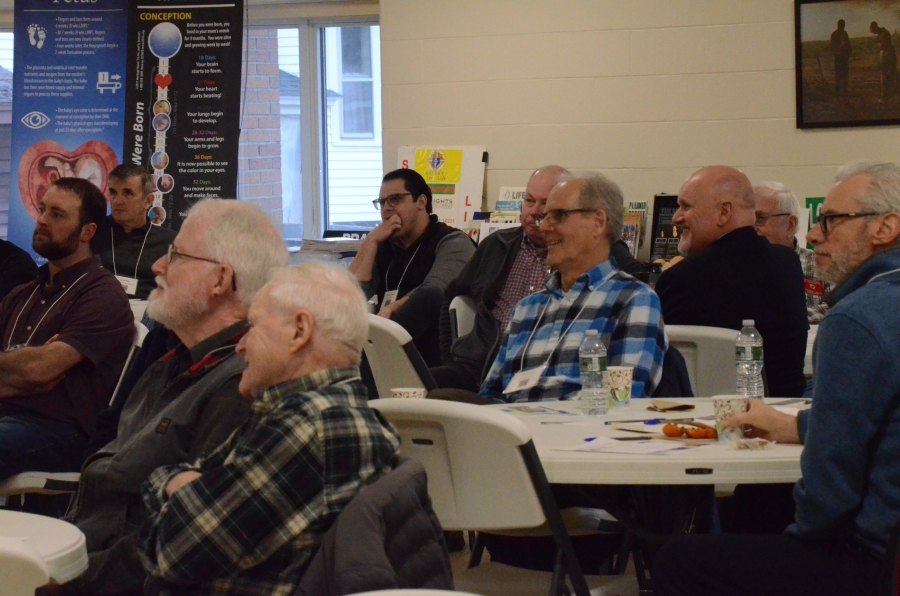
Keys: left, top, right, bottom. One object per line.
{"left": 0, "top": 255, "right": 133, "bottom": 436}
{"left": 490, "top": 237, "right": 548, "bottom": 334}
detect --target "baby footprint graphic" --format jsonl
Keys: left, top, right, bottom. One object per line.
{"left": 36, "top": 27, "right": 46, "bottom": 49}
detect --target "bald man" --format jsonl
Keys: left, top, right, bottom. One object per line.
{"left": 655, "top": 166, "right": 808, "bottom": 398}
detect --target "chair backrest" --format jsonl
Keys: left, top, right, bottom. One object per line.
{"left": 665, "top": 325, "right": 737, "bottom": 397}
{"left": 371, "top": 398, "right": 546, "bottom": 531}
{"left": 0, "top": 537, "right": 50, "bottom": 596}
{"left": 364, "top": 315, "right": 436, "bottom": 399}
{"left": 129, "top": 300, "right": 148, "bottom": 321}
{"left": 448, "top": 295, "right": 477, "bottom": 340}
{"left": 110, "top": 321, "right": 150, "bottom": 406}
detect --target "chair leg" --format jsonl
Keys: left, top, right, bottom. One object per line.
{"left": 550, "top": 549, "right": 572, "bottom": 596}
{"left": 467, "top": 532, "right": 486, "bottom": 569}
{"left": 613, "top": 530, "right": 634, "bottom": 575}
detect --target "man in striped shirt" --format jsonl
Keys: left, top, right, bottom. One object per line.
{"left": 480, "top": 174, "right": 667, "bottom": 403}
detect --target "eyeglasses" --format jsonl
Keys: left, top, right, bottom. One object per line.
{"left": 754, "top": 213, "right": 792, "bottom": 227}
{"left": 372, "top": 193, "right": 413, "bottom": 210}
{"left": 533, "top": 208, "right": 596, "bottom": 226}
{"left": 817, "top": 212, "right": 884, "bottom": 234}
{"left": 166, "top": 244, "right": 237, "bottom": 291}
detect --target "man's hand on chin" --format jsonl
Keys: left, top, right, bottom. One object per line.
{"left": 165, "top": 470, "right": 202, "bottom": 498}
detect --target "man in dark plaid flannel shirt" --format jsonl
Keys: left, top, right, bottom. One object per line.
{"left": 139, "top": 262, "right": 400, "bottom": 596}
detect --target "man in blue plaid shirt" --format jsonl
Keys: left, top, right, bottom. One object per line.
{"left": 480, "top": 174, "right": 667, "bottom": 403}
{"left": 139, "top": 262, "right": 400, "bottom": 596}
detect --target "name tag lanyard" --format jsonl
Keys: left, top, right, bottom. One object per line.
{"left": 111, "top": 225, "right": 153, "bottom": 280}
{"left": 382, "top": 243, "right": 422, "bottom": 308}
{"left": 5, "top": 272, "right": 89, "bottom": 351}
{"left": 504, "top": 284, "right": 600, "bottom": 394}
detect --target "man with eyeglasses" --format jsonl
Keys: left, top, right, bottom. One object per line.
{"left": 91, "top": 164, "right": 176, "bottom": 299}
{"left": 0, "top": 178, "right": 133, "bottom": 483}
{"left": 655, "top": 166, "right": 808, "bottom": 399}
{"left": 479, "top": 174, "right": 666, "bottom": 402}
{"left": 58, "top": 199, "right": 289, "bottom": 596}
{"left": 349, "top": 168, "right": 475, "bottom": 367}
{"left": 754, "top": 181, "right": 830, "bottom": 323}
{"left": 653, "top": 162, "right": 900, "bottom": 596}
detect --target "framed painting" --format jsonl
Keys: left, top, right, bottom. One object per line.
{"left": 796, "top": 0, "right": 900, "bottom": 128}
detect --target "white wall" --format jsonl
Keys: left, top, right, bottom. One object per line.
{"left": 379, "top": 0, "right": 900, "bottom": 256}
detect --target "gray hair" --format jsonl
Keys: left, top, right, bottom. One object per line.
{"left": 753, "top": 181, "right": 800, "bottom": 218}
{"left": 577, "top": 173, "right": 625, "bottom": 245}
{"left": 266, "top": 262, "right": 369, "bottom": 362}
{"left": 186, "top": 199, "right": 289, "bottom": 306}
{"left": 835, "top": 161, "right": 900, "bottom": 215}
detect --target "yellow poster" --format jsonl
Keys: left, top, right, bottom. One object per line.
{"left": 414, "top": 149, "right": 463, "bottom": 185}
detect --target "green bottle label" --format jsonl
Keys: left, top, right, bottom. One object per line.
{"left": 579, "top": 355, "right": 607, "bottom": 373}
{"left": 735, "top": 346, "right": 763, "bottom": 362}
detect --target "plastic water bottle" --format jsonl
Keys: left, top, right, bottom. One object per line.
{"left": 735, "top": 320, "right": 764, "bottom": 397}
{"left": 579, "top": 330, "right": 610, "bottom": 415}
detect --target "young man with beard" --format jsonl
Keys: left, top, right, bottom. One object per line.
{"left": 57, "top": 199, "right": 289, "bottom": 596}
{"left": 0, "top": 177, "right": 133, "bottom": 481}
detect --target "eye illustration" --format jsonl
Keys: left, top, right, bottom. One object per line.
{"left": 21, "top": 111, "right": 50, "bottom": 129}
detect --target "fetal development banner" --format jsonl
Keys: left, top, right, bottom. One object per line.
{"left": 122, "top": 0, "right": 243, "bottom": 230}
{"left": 9, "top": 0, "right": 128, "bottom": 261}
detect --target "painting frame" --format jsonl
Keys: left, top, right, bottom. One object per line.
{"left": 795, "top": 0, "right": 900, "bottom": 129}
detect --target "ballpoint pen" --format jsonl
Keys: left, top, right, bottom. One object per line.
{"left": 604, "top": 417, "right": 695, "bottom": 425}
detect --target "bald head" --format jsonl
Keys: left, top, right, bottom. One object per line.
{"left": 521, "top": 165, "right": 570, "bottom": 247}
{"left": 673, "top": 166, "right": 756, "bottom": 255}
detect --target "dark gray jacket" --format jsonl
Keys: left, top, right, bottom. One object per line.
{"left": 296, "top": 456, "right": 453, "bottom": 595}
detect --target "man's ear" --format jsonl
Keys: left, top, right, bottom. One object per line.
{"left": 290, "top": 310, "right": 315, "bottom": 354}
{"left": 81, "top": 222, "right": 97, "bottom": 243}
{"left": 717, "top": 201, "right": 733, "bottom": 224}
{"left": 594, "top": 209, "right": 608, "bottom": 239}
{"left": 787, "top": 215, "right": 799, "bottom": 236}
{"left": 210, "top": 265, "right": 236, "bottom": 297}
{"left": 416, "top": 194, "right": 428, "bottom": 212}
{"left": 872, "top": 212, "right": 900, "bottom": 248}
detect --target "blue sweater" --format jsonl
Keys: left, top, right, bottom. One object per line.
{"left": 786, "top": 248, "right": 900, "bottom": 556}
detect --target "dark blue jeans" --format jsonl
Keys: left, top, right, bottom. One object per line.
{"left": 0, "top": 413, "right": 87, "bottom": 481}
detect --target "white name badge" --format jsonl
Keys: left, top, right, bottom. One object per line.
{"left": 381, "top": 290, "right": 399, "bottom": 309}
{"left": 503, "top": 365, "right": 547, "bottom": 395}
{"left": 115, "top": 275, "right": 138, "bottom": 296}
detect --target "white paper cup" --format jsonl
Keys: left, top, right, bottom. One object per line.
{"left": 712, "top": 395, "right": 750, "bottom": 440}
{"left": 607, "top": 366, "right": 634, "bottom": 409}
{"left": 391, "top": 387, "right": 427, "bottom": 399}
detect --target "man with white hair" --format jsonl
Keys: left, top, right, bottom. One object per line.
{"left": 139, "top": 262, "right": 401, "bottom": 595}
{"left": 59, "top": 199, "right": 289, "bottom": 596}
{"left": 480, "top": 174, "right": 667, "bottom": 402}
{"left": 754, "top": 181, "right": 830, "bottom": 323}
{"left": 653, "top": 161, "right": 900, "bottom": 596}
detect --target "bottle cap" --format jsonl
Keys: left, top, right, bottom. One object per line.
{"left": 585, "top": 329, "right": 598, "bottom": 336}
{"left": 742, "top": 319, "right": 754, "bottom": 326}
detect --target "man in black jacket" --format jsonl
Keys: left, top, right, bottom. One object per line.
{"left": 655, "top": 166, "right": 808, "bottom": 398}
{"left": 0, "top": 238, "right": 36, "bottom": 301}
{"left": 430, "top": 165, "right": 569, "bottom": 391}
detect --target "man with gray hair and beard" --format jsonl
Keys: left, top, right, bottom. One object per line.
{"left": 58, "top": 199, "right": 289, "bottom": 596}
{"left": 753, "top": 181, "right": 830, "bottom": 323}
{"left": 139, "top": 262, "right": 400, "bottom": 595}
{"left": 654, "top": 162, "right": 900, "bottom": 596}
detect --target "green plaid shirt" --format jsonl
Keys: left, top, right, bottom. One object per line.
{"left": 139, "top": 367, "right": 400, "bottom": 596}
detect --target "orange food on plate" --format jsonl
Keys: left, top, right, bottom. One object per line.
{"left": 704, "top": 428, "right": 718, "bottom": 439}
{"left": 686, "top": 427, "right": 707, "bottom": 439}
{"left": 662, "top": 423, "right": 684, "bottom": 437}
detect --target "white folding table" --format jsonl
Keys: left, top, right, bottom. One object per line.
{"left": 0, "top": 510, "right": 88, "bottom": 584}
{"left": 490, "top": 398, "right": 804, "bottom": 486}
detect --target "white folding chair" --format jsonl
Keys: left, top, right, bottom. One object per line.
{"left": 665, "top": 325, "right": 738, "bottom": 397}
{"left": 110, "top": 321, "right": 150, "bottom": 406}
{"left": 364, "top": 314, "right": 436, "bottom": 399}
{"left": 0, "top": 321, "right": 149, "bottom": 507}
{"left": 371, "top": 399, "right": 634, "bottom": 596}
{"left": 0, "top": 537, "right": 50, "bottom": 596}
{"left": 448, "top": 295, "right": 477, "bottom": 340}
{"left": 129, "top": 299, "right": 148, "bottom": 321}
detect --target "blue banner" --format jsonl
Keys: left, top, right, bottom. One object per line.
{"left": 9, "top": 0, "right": 127, "bottom": 261}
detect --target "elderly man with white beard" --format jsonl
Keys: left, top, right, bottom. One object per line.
{"left": 56, "top": 199, "right": 289, "bottom": 596}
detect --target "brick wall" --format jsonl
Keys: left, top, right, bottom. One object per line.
{"left": 238, "top": 28, "right": 284, "bottom": 233}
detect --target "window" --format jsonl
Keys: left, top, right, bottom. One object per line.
{"left": 0, "top": 32, "right": 13, "bottom": 239}
{"left": 338, "top": 27, "right": 373, "bottom": 138}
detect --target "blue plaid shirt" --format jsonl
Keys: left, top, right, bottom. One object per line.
{"left": 479, "top": 259, "right": 667, "bottom": 402}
